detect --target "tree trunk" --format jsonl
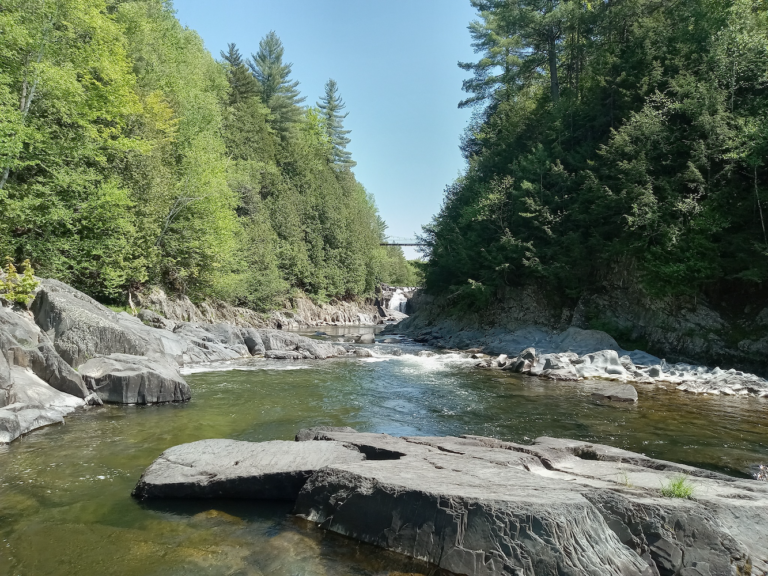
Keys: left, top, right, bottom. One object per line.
{"left": 548, "top": 34, "right": 560, "bottom": 102}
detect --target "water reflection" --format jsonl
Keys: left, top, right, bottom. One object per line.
{"left": 1, "top": 341, "right": 767, "bottom": 575}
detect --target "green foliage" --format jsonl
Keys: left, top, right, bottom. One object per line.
{"left": 660, "top": 475, "right": 695, "bottom": 499}
{"left": 318, "top": 79, "right": 356, "bottom": 168}
{"left": 424, "top": 0, "right": 768, "bottom": 305}
{"left": 0, "top": 258, "right": 39, "bottom": 305}
{"left": 0, "top": 1, "right": 409, "bottom": 309}
{"left": 248, "top": 31, "right": 306, "bottom": 138}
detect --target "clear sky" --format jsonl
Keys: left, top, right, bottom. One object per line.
{"left": 172, "top": 0, "right": 478, "bottom": 259}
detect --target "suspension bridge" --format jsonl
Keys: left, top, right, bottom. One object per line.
{"left": 380, "top": 236, "right": 424, "bottom": 247}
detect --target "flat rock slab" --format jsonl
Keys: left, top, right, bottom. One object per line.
{"left": 133, "top": 430, "right": 768, "bottom": 575}
{"left": 132, "top": 439, "right": 365, "bottom": 500}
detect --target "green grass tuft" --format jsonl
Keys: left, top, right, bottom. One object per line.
{"left": 660, "top": 475, "right": 695, "bottom": 499}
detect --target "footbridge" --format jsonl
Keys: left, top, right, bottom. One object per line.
{"left": 380, "top": 236, "right": 424, "bottom": 247}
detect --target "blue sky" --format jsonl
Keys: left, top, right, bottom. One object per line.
{"left": 172, "top": 0, "right": 478, "bottom": 259}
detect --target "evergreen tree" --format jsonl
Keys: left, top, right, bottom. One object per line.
{"left": 220, "top": 43, "right": 260, "bottom": 105}
{"left": 317, "top": 79, "right": 356, "bottom": 168}
{"left": 248, "top": 31, "right": 305, "bottom": 136}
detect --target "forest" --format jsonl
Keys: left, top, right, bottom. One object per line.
{"left": 423, "top": 0, "right": 768, "bottom": 307}
{"left": 0, "top": 0, "right": 419, "bottom": 310}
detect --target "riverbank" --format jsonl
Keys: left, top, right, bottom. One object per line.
{"left": 133, "top": 284, "right": 412, "bottom": 329}
{"left": 3, "top": 338, "right": 767, "bottom": 575}
{"left": 394, "top": 284, "right": 768, "bottom": 376}
{"left": 1, "top": 277, "right": 412, "bottom": 444}
{"left": 389, "top": 289, "right": 768, "bottom": 398}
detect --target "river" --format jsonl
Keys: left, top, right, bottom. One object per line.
{"left": 1, "top": 327, "right": 767, "bottom": 575}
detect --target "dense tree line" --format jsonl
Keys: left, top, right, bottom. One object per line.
{"left": 0, "top": 0, "right": 414, "bottom": 308}
{"left": 424, "top": 0, "right": 768, "bottom": 306}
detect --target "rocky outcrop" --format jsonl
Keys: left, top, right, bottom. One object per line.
{"left": 134, "top": 285, "right": 385, "bottom": 328}
{"left": 132, "top": 438, "right": 365, "bottom": 500}
{"left": 79, "top": 354, "right": 191, "bottom": 404}
{"left": 476, "top": 346, "right": 768, "bottom": 397}
{"left": 0, "top": 276, "right": 378, "bottom": 443}
{"left": 260, "top": 330, "right": 345, "bottom": 359}
{"left": 134, "top": 429, "right": 768, "bottom": 576}
{"left": 394, "top": 282, "right": 768, "bottom": 376}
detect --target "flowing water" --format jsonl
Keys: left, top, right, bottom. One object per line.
{"left": 1, "top": 328, "right": 767, "bottom": 575}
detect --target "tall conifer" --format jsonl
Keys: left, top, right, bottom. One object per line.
{"left": 248, "top": 32, "right": 305, "bottom": 136}
{"left": 318, "top": 79, "right": 355, "bottom": 168}
{"left": 220, "top": 43, "right": 260, "bottom": 105}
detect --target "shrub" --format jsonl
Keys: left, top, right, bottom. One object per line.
{"left": 660, "top": 475, "right": 695, "bottom": 499}
{"left": 0, "top": 258, "right": 40, "bottom": 306}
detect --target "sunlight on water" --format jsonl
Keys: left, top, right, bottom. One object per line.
{"left": 1, "top": 333, "right": 767, "bottom": 575}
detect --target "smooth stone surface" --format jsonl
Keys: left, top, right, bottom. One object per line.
{"left": 132, "top": 439, "right": 365, "bottom": 500}
{"left": 258, "top": 330, "right": 345, "bottom": 359}
{"left": 26, "top": 342, "right": 89, "bottom": 399}
{"left": 357, "top": 333, "right": 375, "bottom": 344}
{"left": 591, "top": 384, "right": 639, "bottom": 403}
{"left": 294, "top": 431, "right": 767, "bottom": 576}
{"left": 79, "top": 354, "right": 191, "bottom": 404}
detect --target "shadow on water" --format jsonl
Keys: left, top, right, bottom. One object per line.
{"left": 1, "top": 342, "right": 767, "bottom": 574}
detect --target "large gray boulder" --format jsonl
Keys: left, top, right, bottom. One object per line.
{"left": 79, "top": 354, "right": 190, "bottom": 404}
{"left": 0, "top": 305, "right": 42, "bottom": 347}
{"left": 0, "top": 367, "right": 84, "bottom": 443}
{"left": 132, "top": 439, "right": 365, "bottom": 500}
{"left": 0, "top": 402, "right": 67, "bottom": 444}
{"left": 294, "top": 433, "right": 765, "bottom": 576}
{"left": 239, "top": 327, "right": 265, "bottom": 356}
{"left": 26, "top": 342, "right": 89, "bottom": 399}
{"left": 133, "top": 430, "right": 768, "bottom": 575}
{"left": 258, "top": 330, "right": 344, "bottom": 359}
{"left": 31, "top": 279, "right": 149, "bottom": 367}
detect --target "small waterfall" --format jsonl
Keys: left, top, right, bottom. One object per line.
{"left": 388, "top": 289, "right": 408, "bottom": 314}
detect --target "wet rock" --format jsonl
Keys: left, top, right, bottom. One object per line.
{"left": 0, "top": 402, "right": 67, "bottom": 443}
{"left": 357, "top": 333, "right": 375, "bottom": 345}
{"left": 79, "top": 354, "right": 190, "bottom": 404}
{"left": 354, "top": 348, "right": 373, "bottom": 358}
{"left": 592, "top": 384, "right": 639, "bottom": 403}
{"left": 0, "top": 366, "right": 83, "bottom": 443}
{"left": 577, "top": 350, "right": 630, "bottom": 378}
{"left": 239, "top": 327, "right": 265, "bottom": 356}
{"left": 138, "top": 430, "right": 768, "bottom": 575}
{"left": 132, "top": 439, "right": 365, "bottom": 500}
{"left": 259, "top": 330, "right": 344, "bottom": 360}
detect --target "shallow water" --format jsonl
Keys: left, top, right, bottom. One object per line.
{"left": 1, "top": 329, "right": 767, "bottom": 575}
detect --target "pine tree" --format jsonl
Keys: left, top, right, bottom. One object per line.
{"left": 220, "top": 43, "right": 260, "bottom": 105}
{"left": 248, "top": 31, "right": 305, "bottom": 136}
{"left": 317, "top": 79, "right": 355, "bottom": 168}
{"left": 458, "top": 0, "right": 566, "bottom": 108}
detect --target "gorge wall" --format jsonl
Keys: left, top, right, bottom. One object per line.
{"left": 396, "top": 281, "right": 768, "bottom": 375}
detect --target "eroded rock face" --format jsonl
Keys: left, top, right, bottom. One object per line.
{"left": 132, "top": 439, "right": 365, "bottom": 500}
{"left": 79, "top": 354, "right": 191, "bottom": 405}
{"left": 294, "top": 432, "right": 767, "bottom": 576}
{"left": 134, "top": 430, "right": 768, "bottom": 575}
